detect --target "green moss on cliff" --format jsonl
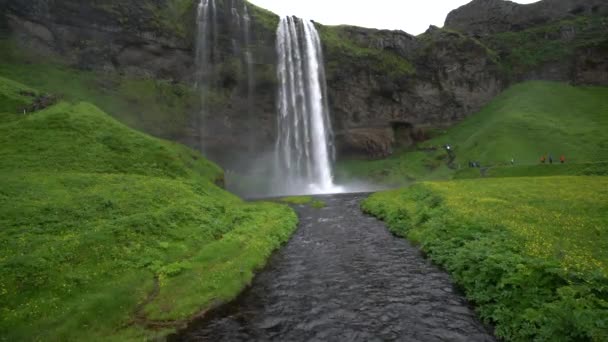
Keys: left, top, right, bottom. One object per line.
{"left": 317, "top": 25, "right": 415, "bottom": 79}
{"left": 0, "top": 40, "right": 198, "bottom": 141}
{"left": 94, "top": 0, "right": 197, "bottom": 41}
{"left": 147, "top": 0, "right": 197, "bottom": 40}
{"left": 247, "top": 1, "right": 280, "bottom": 33}
{"left": 417, "top": 27, "right": 500, "bottom": 64}
{"left": 484, "top": 15, "right": 608, "bottom": 78}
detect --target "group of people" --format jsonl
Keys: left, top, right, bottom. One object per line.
{"left": 540, "top": 154, "right": 566, "bottom": 164}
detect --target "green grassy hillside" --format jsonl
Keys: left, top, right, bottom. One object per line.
{"left": 363, "top": 176, "right": 608, "bottom": 341}
{"left": 430, "top": 81, "right": 608, "bottom": 165}
{"left": 338, "top": 81, "right": 608, "bottom": 184}
{"left": 0, "top": 76, "right": 297, "bottom": 340}
{"left": 455, "top": 161, "right": 608, "bottom": 179}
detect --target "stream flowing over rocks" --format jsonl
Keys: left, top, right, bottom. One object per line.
{"left": 172, "top": 193, "right": 495, "bottom": 341}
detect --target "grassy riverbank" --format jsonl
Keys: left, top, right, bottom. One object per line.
{"left": 363, "top": 176, "right": 608, "bottom": 341}
{"left": 0, "top": 76, "right": 298, "bottom": 340}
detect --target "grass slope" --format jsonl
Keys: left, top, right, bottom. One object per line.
{"left": 336, "top": 149, "right": 453, "bottom": 186}
{"left": 429, "top": 81, "right": 608, "bottom": 166}
{"left": 455, "top": 161, "right": 608, "bottom": 179}
{"left": 363, "top": 176, "right": 608, "bottom": 341}
{"left": 0, "top": 77, "right": 297, "bottom": 340}
{"left": 338, "top": 81, "right": 608, "bottom": 184}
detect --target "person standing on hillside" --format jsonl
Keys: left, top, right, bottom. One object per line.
{"left": 549, "top": 154, "right": 553, "bottom": 164}
{"left": 540, "top": 155, "right": 546, "bottom": 164}
{"left": 560, "top": 155, "right": 566, "bottom": 164}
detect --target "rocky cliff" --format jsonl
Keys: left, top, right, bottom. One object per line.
{"left": 445, "top": 0, "right": 608, "bottom": 86}
{"left": 1, "top": 0, "right": 607, "bottom": 165}
{"left": 324, "top": 0, "right": 608, "bottom": 157}
{"left": 445, "top": 0, "right": 608, "bottom": 35}
{"left": 320, "top": 24, "right": 503, "bottom": 157}
{"left": 4, "top": 0, "right": 195, "bottom": 78}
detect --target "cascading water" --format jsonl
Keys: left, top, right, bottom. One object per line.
{"left": 194, "top": 0, "right": 218, "bottom": 151}
{"left": 230, "top": 0, "right": 255, "bottom": 128}
{"left": 195, "top": 0, "right": 254, "bottom": 153}
{"left": 274, "top": 16, "right": 340, "bottom": 195}
{"left": 242, "top": 4, "right": 255, "bottom": 118}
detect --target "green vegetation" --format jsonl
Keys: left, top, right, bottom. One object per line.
{"left": 317, "top": 25, "right": 415, "bottom": 79}
{"left": 0, "top": 39, "right": 198, "bottom": 141}
{"left": 417, "top": 27, "right": 500, "bottom": 64}
{"left": 247, "top": 0, "right": 280, "bottom": 33}
{"left": 278, "top": 196, "right": 326, "bottom": 209}
{"left": 280, "top": 196, "right": 314, "bottom": 205}
{"left": 336, "top": 149, "right": 453, "bottom": 186}
{"left": 146, "top": 0, "right": 197, "bottom": 40}
{"left": 94, "top": 0, "right": 196, "bottom": 40}
{"left": 363, "top": 176, "right": 608, "bottom": 341}
{"left": 0, "top": 76, "right": 38, "bottom": 113}
{"left": 0, "top": 77, "right": 298, "bottom": 340}
{"left": 484, "top": 15, "right": 608, "bottom": 78}
{"left": 339, "top": 81, "right": 608, "bottom": 185}
{"left": 455, "top": 161, "right": 608, "bottom": 179}
{"left": 426, "top": 81, "right": 608, "bottom": 166}
{"left": 311, "top": 200, "right": 326, "bottom": 209}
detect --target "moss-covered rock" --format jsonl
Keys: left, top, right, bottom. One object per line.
{"left": 481, "top": 14, "right": 608, "bottom": 83}
{"left": 317, "top": 24, "right": 416, "bottom": 80}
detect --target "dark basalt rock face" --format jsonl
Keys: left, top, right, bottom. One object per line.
{"left": 4, "top": 0, "right": 196, "bottom": 79}
{"left": 448, "top": 0, "right": 608, "bottom": 86}
{"left": 445, "top": 0, "right": 608, "bottom": 36}
{"left": 324, "top": 25, "right": 503, "bottom": 158}
{"left": 2, "top": 0, "right": 607, "bottom": 162}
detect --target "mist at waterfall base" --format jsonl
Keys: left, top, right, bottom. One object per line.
{"left": 224, "top": 150, "right": 389, "bottom": 198}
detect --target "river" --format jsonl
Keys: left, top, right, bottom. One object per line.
{"left": 171, "top": 193, "right": 494, "bottom": 341}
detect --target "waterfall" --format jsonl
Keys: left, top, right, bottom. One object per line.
{"left": 195, "top": 0, "right": 254, "bottom": 153}
{"left": 233, "top": 0, "right": 255, "bottom": 128}
{"left": 274, "top": 16, "right": 339, "bottom": 195}
{"left": 194, "top": 0, "right": 218, "bottom": 152}
{"left": 242, "top": 3, "right": 255, "bottom": 119}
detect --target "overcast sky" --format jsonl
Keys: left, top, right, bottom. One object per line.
{"left": 248, "top": 0, "right": 539, "bottom": 35}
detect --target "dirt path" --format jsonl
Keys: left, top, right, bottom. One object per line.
{"left": 171, "top": 193, "right": 494, "bottom": 341}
